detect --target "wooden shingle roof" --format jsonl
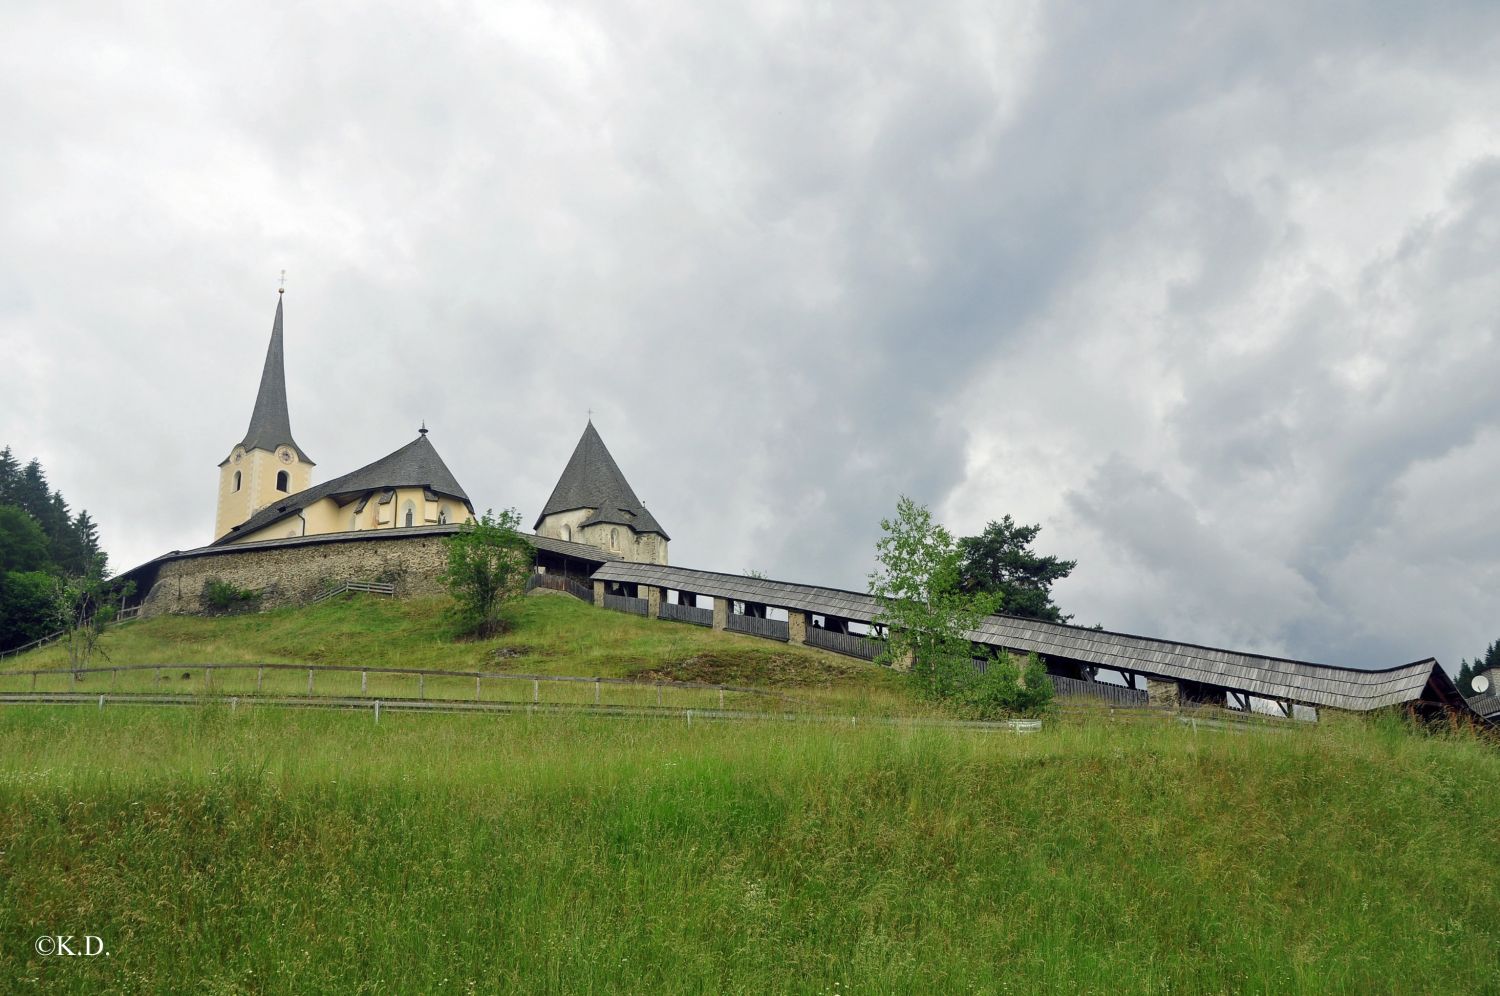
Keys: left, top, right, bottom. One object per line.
{"left": 591, "top": 561, "right": 1452, "bottom": 713}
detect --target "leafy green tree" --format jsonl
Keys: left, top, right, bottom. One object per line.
{"left": 957, "top": 515, "right": 1077, "bottom": 623}
{"left": 0, "top": 571, "right": 59, "bottom": 653}
{"left": 442, "top": 508, "right": 531, "bottom": 637}
{"left": 53, "top": 555, "right": 119, "bottom": 672}
{"left": 869, "top": 496, "right": 1002, "bottom": 699}
{"left": 0, "top": 506, "right": 50, "bottom": 573}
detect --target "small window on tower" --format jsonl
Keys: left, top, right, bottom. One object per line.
{"left": 404, "top": 502, "right": 415, "bottom": 527}
{"left": 561, "top": 525, "right": 572, "bottom": 542}
{"left": 276, "top": 470, "right": 289, "bottom": 492}
{"left": 610, "top": 528, "right": 619, "bottom": 549}
{"left": 233, "top": 471, "right": 241, "bottom": 492}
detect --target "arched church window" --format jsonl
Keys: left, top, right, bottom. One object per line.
{"left": 232, "top": 470, "right": 241, "bottom": 492}
{"left": 610, "top": 528, "right": 619, "bottom": 549}
{"left": 404, "top": 501, "right": 415, "bottom": 528}
{"left": 276, "top": 470, "right": 289, "bottom": 492}
{"left": 561, "top": 525, "right": 571, "bottom": 542}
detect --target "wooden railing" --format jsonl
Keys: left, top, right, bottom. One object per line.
{"left": 1047, "top": 673, "right": 1149, "bottom": 706}
{"left": 310, "top": 580, "right": 396, "bottom": 604}
{"left": 525, "top": 573, "right": 594, "bottom": 603}
{"left": 805, "top": 627, "right": 886, "bottom": 660}
{"left": 602, "top": 594, "right": 648, "bottom": 616}
{"left": 660, "top": 602, "right": 713, "bottom": 627}
{"left": 726, "top": 614, "right": 789, "bottom": 641}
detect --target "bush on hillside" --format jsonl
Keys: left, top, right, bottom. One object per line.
{"left": 951, "top": 652, "right": 1054, "bottom": 719}
{"left": 201, "top": 578, "right": 259, "bottom": 614}
{"left": 443, "top": 508, "right": 530, "bottom": 638}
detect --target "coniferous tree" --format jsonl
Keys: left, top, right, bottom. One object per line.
{"left": 1457, "top": 660, "right": 1475, "bottom": 697}
{"left": 0, "top": 447, "right": 19, "bottom": 503}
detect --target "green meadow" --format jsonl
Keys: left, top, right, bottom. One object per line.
{"left": 0, "top": 704, "right": 1497, "bottom": 994}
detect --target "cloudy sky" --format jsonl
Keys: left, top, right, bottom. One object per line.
{"left": 3, "top": 1, "right": 1498, "bottom": 672}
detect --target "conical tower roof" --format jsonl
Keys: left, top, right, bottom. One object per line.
{"left": 238, "top": 294, "right": 311, "bottom": 462}
{"left": 535, "top": 422, "right": 668, "bottom": 538}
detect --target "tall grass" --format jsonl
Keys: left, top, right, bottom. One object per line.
{"left": 1, "top": 706, "right": 1496, "bottom": 993}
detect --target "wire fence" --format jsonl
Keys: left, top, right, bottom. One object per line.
{"left": 0, "top": 661, "right": 813, "bottom": 714}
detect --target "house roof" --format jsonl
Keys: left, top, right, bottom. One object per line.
{"left": 235, "top": 295, "right": 312, "bottom": 463}
{"left": 589, "top": 560, "right": 1462, "bottom": 713}
{"left": 213, "top": 432, "right": 470, "bottom": 545}
{"left": 534, "top": 421, "right": 668, "bottom": 539}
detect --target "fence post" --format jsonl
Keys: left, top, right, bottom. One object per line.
{"left": 686, "top": 709, "right": 692, "bottom": 726}
{"left": 361, "top": 671, "right": 368, "bottom": 695}
{"left": 112, "top": 669, "right": 118, "bottom": 693}
{"left": 207, "top": 668, "right": 213, "bottom": 695}
{"left": 98, "top": 694, "right": 104, "bottom": 711}
{"left": 595, "top": 678, "right": 600, "bottom": 705}
{"left": 656, "top": 683, "right": 662, "bottom": 707}
{"left": 374, "top": 700, "right": 381, "bottom": 724}
{"left": 307, "top": 669, "right": 314, "bottom": 696}
{"left": 256, "top": 667, "right": 264, "bottom": 694}
{"left": 475, "top": 675, "right": 481, "bottom": 701}
{"left": 32, "top": 672, "right": 37, "bottom": 692}
{"left": 719, "top": 686, "right": 725, "bottom": 710}
{"left": 533, "top": 679, "right": 539, "bottom": 704}
{"left": 419, "top": 674, "right": 425, "bottom": 700}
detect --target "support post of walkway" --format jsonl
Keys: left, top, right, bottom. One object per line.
{"left": 646, "top": 585, "right": 662, "bottom": 620}
{"left": 593, "top": 580, "right": 605, "bottom": 607}
{"left": 712, "top": 597, "right": 729, "bottom": 632}
{"left": 787, "top": 609, "right": 807, "bottom": 646}
{"left": 1145, "top": 677, "right": 1181, "bottom": 709}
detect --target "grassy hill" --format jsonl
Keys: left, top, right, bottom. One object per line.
{"left": 2, "top": 592, "right": 925, "bottom": 716}
{"left": 2, "top": 595, "right": 1499, "bottom": 992}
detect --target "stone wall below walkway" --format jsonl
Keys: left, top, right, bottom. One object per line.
{"left": 140, "top": 533, "right": 451, "bottom": 618}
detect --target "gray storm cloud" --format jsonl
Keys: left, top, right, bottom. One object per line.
{"left": 2, "top": 0, "right": 1498, "bottom": 671}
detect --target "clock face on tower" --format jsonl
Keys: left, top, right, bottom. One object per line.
{"left": 278, "top": 448, "right": 294, "bottom": 464}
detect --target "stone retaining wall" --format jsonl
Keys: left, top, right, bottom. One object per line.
{"left": 140, "top": 533, "right": 452, "bottom": 618}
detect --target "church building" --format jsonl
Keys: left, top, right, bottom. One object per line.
{"left": 212, "top": 291, "right": 476, "bottom": 545}
{"left": 534, "top": 421, "right": 670, "bottom": 564}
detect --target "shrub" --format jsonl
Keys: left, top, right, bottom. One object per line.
{"left": 951, "top": 652, "right": 1054, "bottom": 719}
{"left": 201, "top": 578, "right": 258, "bottom": 613}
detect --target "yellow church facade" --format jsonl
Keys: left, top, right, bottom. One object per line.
{"left": 211, "top": 290, "right": 667, "bottom": 566}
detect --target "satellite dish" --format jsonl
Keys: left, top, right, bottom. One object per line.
{"left": 1473, "top": 673, "right": 1491, "bottom": 695}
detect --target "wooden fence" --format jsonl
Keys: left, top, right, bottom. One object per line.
{"left": 805, "top": 627, "right": 886, "bottom": 660}
{"left": 660, "top": 602, "right": 713, "bottom": 626}
{"left": 603, "top": 594, "right": 649, "bottom": 616}
{"left": 310, "top": 580, "right": 396, "bottom": 604}
{"left": 525, "top": 573, "right": 595, "bottom": 603}
{"left": 1047, "top": 673, "right": 1149, "bottom": 706}
{"left": 726, "top": 614, "right": 790, "bottom": 641}
{"left": 0, "top": 660, "right": 806, "bottom": 709}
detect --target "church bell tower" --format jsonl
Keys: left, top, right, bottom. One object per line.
{"left": 214, "top": 288, "right": 316, "bottom": 540}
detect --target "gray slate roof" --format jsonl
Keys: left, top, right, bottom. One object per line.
{"left": 214, "top": 432, "right": 472, "bottom": 545}
{"left": 534, "top": 422, "right": 668, "bottom": 539}
{"left": 237, "top": 295, "right": 312, "bottom": 462}
{"left": 589, "top": 561, "right": 1451, "bottom": 713}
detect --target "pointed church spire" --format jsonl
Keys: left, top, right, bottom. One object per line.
{"left": 238, "top": 294, "right": 311, "bottom": 461}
